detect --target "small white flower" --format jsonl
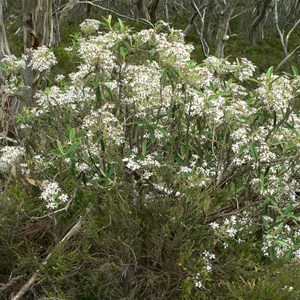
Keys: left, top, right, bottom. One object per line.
{"left": 195, "top": 280, "right": 202, "bottom": 289}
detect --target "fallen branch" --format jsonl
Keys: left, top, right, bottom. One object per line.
{"left": 11, "top": 206, "right": 91, "bottom": 300}
{"left": 0, "top": 275, "right": 25, "bottom": 292}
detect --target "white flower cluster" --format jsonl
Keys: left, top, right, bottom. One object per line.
{"left": 33, "top": 86, "right": 95, "bottom": 116}
{"left": 123, "top": 61, "right": 172, "bottom": 114}
{"left": 82, "top": 103, "right": 125, "bottom": 147}
{"left": 76, "top": 31, "right": 128, "bottom": 74}
{"left": 123, "top": 150, "right": 161, "bottom": 180}
{"left": 256, "top": 74, "right": 293, "bottom": 112}
{"left": 2, "top": 75, "right": 28, "bottom": 95}
{"left": 204, "top": 56, "right": 256, "bottom": 81}
{"left": 210, "top": 214, "right": 250, "bottom": 246}
{"left": 194, "top": 251, "right": 216, "bottom": 289}
{"left": 27, "top": 46, "right": 57, "bottom": 72}
{"left": 235, "top": 58, "right": 256, "bottom": 81}
{"left": 262, "top": 218, "right": 300, "bottom": 259}
{"left": 135, "top": 28, "right": 194, "bottom": 68}
{"left": 40, "top": 181, "right": 69, "bottom": 209}
{"left": 0, "top": 146, "right": 25, "bottom": 165}
{"left": 1, "top": 54, "right": 25, "bottom": 75}
{"left": 80, "top": 19, "right": 101, "bottom": 35}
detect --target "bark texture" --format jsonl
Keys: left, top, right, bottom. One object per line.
{"left": 249, "top": 0, "right": 272, "bottom": 44}
{"left": 215, "top": 0, "right": 238, "bottom": 58}
{"left": 23, "top": 0, "right": 54, "bottom": 49}
{"left": 0, "top": 0, "right": 10, "bottom": 60}
{"left": 137, "top": 0, "right": 151, "bottom": 21}
{"left": 22, "top": 0, "right": 54, "bottom": 105}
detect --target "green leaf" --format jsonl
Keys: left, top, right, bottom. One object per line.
{"left": 149, "top": 127, "right": 155, "bottom": 142}
{"left": 132, "top": 119, "right": 148, "bottom": 125}
{"left": 153, "top": 125, "right": 167, "bottom": 134}
{"left": 264, "top": 166, "right": 270, "bottom": 177}
{"left": 52, "top": 149, "right": 63, "bottom": 157}
{"left": 249, "top": 144, "right": 258, "bottom": 162}
{"left": 65, "top": 142, "right": 80, "bottom": 156}
{"left": 266, "top": 66, "right": 274, "bottom": 78}
{"left": 180, "top": 144, "right": 185, "bottom": 157}
{"left": 292, "top": 65, "right": 299, "bottom": 76}
{"left": 275, "top": 240, "right": 290, "bottom": 247}
{"left": 100, "top": 137, "right": 106, "bottom": 151}
{"left": 142, "top": 139, "right": 147, "bottom": 156}
{"left": 140, "top": 18, "right": 154, "bottom": 28}
{"left": 95, "top": 85, "right": 101, "bottom": 104}
{"left": 284, "top": 204, "right": 293, "bottom": 216}
{"left": 238, "top": 145, "right": 246, "bottom": 154}
{"left": 69, "top": 128, "right": 75, "bottom": 142}
{"left": 285, "top": 122, "right": 299, "bottom": 136}
{"left": 273, "top": 111, "right": 277, "bottom": 127}
{"left": 107, "top": 164, "right": 115, "bottom": 178}
{"left": 188, "top": 60, "right": 197, "bottom": 69}
{"left": 81, "top": 172, "right": 87, "bottom": 185}
{"left": 57, "top": 140, "right": 65, "bottom": 155}
{"left": 118, "top": 18, "right": 124, "bottom": 31}
{"left": 230, "top": 182, "right": 236, "bottom": 192}
{"left": 260, "top": 175, "right": 265, "bottom": 187}
{"left": 161, "top": 69, "right": 167, "bottom": 88}
{"left": 45, "top": 87, "right": 51, "bottom": 95}
{"left": 120, "top": 46, "right": 128, "bottom": 58}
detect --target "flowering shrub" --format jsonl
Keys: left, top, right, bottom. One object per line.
{"left": 1, "top": 18, "right": 300, "bottom": 298}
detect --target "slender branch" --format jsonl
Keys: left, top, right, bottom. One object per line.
{"left": 285, "top": 18, "right": 300, "bottom": 50}
{"left": 275, "top": 45, "right": 300, "bottom": 72}
{"left": 78, "top": 1, "right": 148, "bottom": 25}
{"left": 58, "top": 0, "right": 79, "bottom": 21}
{"left": 274, "top": 1, "right": 288, "bottom": 56}
{"left": 0, "top": 134, "right": 18, "bottom": 144}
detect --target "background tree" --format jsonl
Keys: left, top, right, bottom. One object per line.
{"left": 22, "top": 0, "right": 54, "bottom": 105}
{"left": 214, "top": 0, "right": 239, "bottom": 58}
{"left": 0, "top": 0, "right": 10, "bottom": 60}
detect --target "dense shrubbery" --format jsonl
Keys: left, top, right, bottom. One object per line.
{"left": 1, "top": 18, "right": 300, "bottom": 299}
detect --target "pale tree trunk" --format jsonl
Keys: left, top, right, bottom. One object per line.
{"left": 274, "top": 0, "right": 300, "bottom": 72}
{"left": 0, "top": 0, "right": 13, "bottom": 141}
{"left": 58, "top": 0, "right": 79, "bottom": 22}
{"left": 23, "top": 0, "right": 54, "bottom": 49}
{"left": 215, "top": 0, "right": 239, "bottom": 58}
{"left": 22, "top": 0, "right": 54, "bottom": 106}
{"left": 0, "top": 0, "right": 10, "bottom": 60}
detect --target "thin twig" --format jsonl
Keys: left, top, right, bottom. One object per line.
{"left": 275, "top": 45, "right": 300, "bottom": 72}
{"left": 78, "top": 1, "right": 148, "bottom": 25}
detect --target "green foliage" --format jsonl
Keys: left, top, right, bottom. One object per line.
{"left": 2, "top": 17, "right": 300, "bottom": 300}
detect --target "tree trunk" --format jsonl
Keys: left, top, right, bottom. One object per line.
{"left": 86, "top": 3, "right": 92, "bottom": 18}
{"left": 149, "top": 0, "right": 160, "bottom": 23}
{"left": 249, "top": 0, "right": 272, "bottom": 44}
{"left": 0, "top": 0, "right": 12, "bottom": 140}
{"left": 58, "top": 0, "right": 79, "bottom": 23}
{"left": 22, "top": 0, "right": 54, "bottom": 106}
{"left": 137, "top": 0, "right": 151, "bottom": 21}
{"left": 0, "top": 0, "right": 10, "bottom": 60}
{"left": 23, "top": 0, "right": 54, "bottom": 49}
{"left": 215, "top": 0, "right": 238, "bottom": 58}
